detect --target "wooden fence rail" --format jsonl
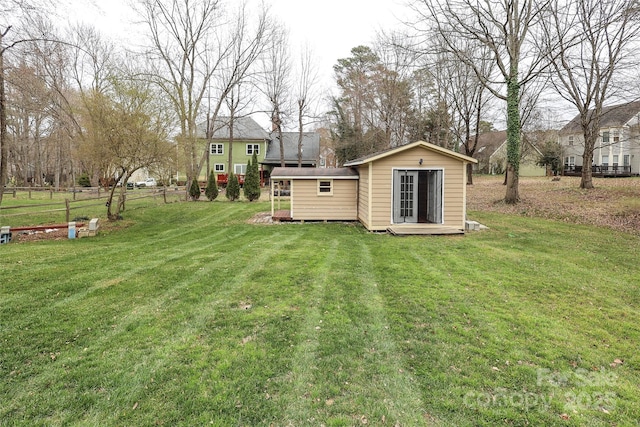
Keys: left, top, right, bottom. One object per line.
{"left": 1, "top": 187, "right": 184, "bottom": 224}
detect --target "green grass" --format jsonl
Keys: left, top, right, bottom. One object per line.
{"left": 1, "top": 201, "right": 639, "bottom": 426}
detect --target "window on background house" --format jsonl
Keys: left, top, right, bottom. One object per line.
{"left": 564, "top": 156, "right": 575, "bottom": 167}
{"left": 624, "top": 154, "right": 630, "bottom": 166}
{"left": 613, "top": 155, "right": 619, "bottom": 166}
{"left": 210, "top": 143, "right": 224, "bottom": 155}
{"left": 246, "top": 144, "right": 260, "bottom": 155}
{"left": 214, "top": 164, "right": 225, "bottom": 172}
{"left": 317, "top": 180, "right": 333, "bottom": 195}
{"left": 613, "top": 131, "right": 620, "bottom": 143}
{"left": 568, "top": 136, "right": 574, "bottom": 146}
{"left": 234, "top": 164, "right": 247, "bottom": 175}
{"left": 602, "top": 155, "right": 609, "bottom": 167}
{"left": 602, "top": 131, "right": 610, "bottom": 144}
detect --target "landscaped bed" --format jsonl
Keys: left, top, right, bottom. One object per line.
{"left": 1, "top": 178, "right": 639, "bottom": 425}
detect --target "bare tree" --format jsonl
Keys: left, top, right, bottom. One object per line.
{"left": 138, "top": 0, "right": 270, "bottom": 195}
{"left": 293, "top": 44, "right": 319, "bottom": 166}
{"left": 544, "top": 0, "right": 640, "bottom": 189}
{"left": 137, "top": 0, "right": 224, "bottom": 191}
{"left": 1, "top": 1, "right": 62, "bottom": 204}
{"left": 200, "top": 2, "right": 269, "bottom": 179}
{"left": 441, "top": 43, "right": 494, "bottom": 184}
{"left": 413, "top": 0, "right": 551, "bottom": 203}
{"left": 79, "top": 79, "right": 173, "bottom": 219}
{"left": 261, "top": 26, "right": 291, "bottom": 166}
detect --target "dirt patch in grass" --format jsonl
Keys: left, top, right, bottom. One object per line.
{"left": 8, "top": 219, "right": 132, "bottom": 243}
{"left": 468, "top": 175, "right": 640, "bottom": 234}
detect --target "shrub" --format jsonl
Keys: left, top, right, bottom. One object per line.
{"left": 226, "top": 172, "right": 240, "bottom": 201}
{"left": 205, "top": 170, "right": 219, "bottom": 201}
{"left": 77, "top": 173, "right": 91, "bottom": 187}
{"left": 189, "top": 178, "right": 201, "bottom": 200}
{"left": 243, "top": 153, "right": 261, "bottom": 201}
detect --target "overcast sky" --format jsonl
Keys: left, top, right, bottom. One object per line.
{"left": 63, "top": 0, "right": 406, "bottom": 90}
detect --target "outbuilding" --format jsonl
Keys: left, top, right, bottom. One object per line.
{"left": 270, "top": 141, "right": 477, "bottom": 234}
{"left": 270, "top": 167, "right": 359, "bottom": 221}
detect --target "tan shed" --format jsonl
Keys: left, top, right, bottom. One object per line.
{"left": 270, "top": 141, "right": 477, "bottom": 235}
{"left": 343, "top": 141, "right": 477, "bottom": 234}
{"left": 270, "top": 167, "right": 359, "bottom": 221}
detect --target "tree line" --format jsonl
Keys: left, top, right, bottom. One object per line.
{"left": 330, "top": 0, "right": 640, "bottom": 202}
{"left": 1, "top": 0, "right": 639, "bottom": 213}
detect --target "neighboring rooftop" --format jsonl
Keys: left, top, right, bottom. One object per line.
{"left": 197, "top": 116, "right": 269, "bottom": 140}
{"left": 263, "top": 132, "right": 320, "bottom": 166}
{"left": 560, "top": 101, "right": 640, "bottom": 134}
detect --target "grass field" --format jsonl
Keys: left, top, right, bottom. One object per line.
{"left": 1, "top": 193, "right": 639, "bottom": 425}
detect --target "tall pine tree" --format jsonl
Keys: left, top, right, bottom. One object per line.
{"left": 205, "top": 169, "right": 219, "bottom": 201}
{"left": 226, "top": 172, "right": 240, "bottom": 201}
{"left": 243, "top": 152, "right": 261, "bottom": 201}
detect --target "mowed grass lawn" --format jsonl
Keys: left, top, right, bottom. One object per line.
{"left": 1, "top": 200, "right": 639, "bottom": 426}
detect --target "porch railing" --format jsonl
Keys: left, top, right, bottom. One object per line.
{"left": 563, "top": 165, "right": 631, "bottom": 175}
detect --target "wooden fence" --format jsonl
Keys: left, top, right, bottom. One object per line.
{"left": 0, "top": 186, "right": 187, "bottom": 224}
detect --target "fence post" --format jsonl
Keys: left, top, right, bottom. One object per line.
{"left": 65, "top": 199, "right": 70, "bottom": 223}
{"left": 163, "top": 186, "right": 167, "bottom": 204}
{"left": 50, "top": 186, "right": 53, "bottom": 199}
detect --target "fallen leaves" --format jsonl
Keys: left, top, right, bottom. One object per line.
{"left": 467, "top": 176, "right": 640, "bottom": 235}
{"left": 610, "top": 358, "right": 624, "bottom": 368}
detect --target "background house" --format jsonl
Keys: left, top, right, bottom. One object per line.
{"left": 467, "top": 130, "right": 507, "bottom": 174}
{"left": 198, "top": 116, "right": 270, "bottom": 179}
{"left": 559, "top": 101, "right": 640, "bottom": 176}
{"left": 488, "top": 131, "right": 552, "bottom": 177}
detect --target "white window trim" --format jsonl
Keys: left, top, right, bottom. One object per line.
{"left": 214, "top": 163, "right": 225, "bottom": 172}
{"left": 234, "top": 164, "right": 247, "bottom": 175}
{"left": 210, "top": 143, "right": 224, "bottom": 155}
{"left": 317, "top": 179, "right": 333, "bottom": 196}
{"left": 246, "top": 144, "right": 260, "bottom": 155}
{"left": 389, "top": 168, "right": 445, "bottom": 226}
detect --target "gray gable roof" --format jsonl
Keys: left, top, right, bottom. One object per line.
{"left": 560, "top": 101, "right": 640, "bottom": 134}
{"left": 263, "top": 132, "right": 320, "bottom": 165}
{"left": 197, "top": 116, "right": 269, "bottom": 140}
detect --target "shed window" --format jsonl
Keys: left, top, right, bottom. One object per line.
{"left": 318, "top": 180, "right": 333, "bottom": 195}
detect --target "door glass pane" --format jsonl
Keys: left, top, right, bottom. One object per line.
{"left": 400, "top": 174, "right": 414, "bottom": 218}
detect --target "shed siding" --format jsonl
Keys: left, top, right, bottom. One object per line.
{"left": 364, "top": 146, "right": 466, "bottom": 230}
{"left": 291, "top": 179, "right": 358, "bottom": 220}
{"left": 357, "top": 163, "right": 370, "bottom": 228}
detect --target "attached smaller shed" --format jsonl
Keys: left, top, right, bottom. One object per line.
{"left": 270, "top": 167, "right": 359, "bottom": 221}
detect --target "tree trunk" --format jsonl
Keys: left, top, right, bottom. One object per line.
{"left": 297, "top": 108, "right": 303, "bottom": 167}
{"left": 580, "top": 150, "right": 594, "bottom": 189}
{"left": 0, "top": 40, "right": 7, "bottom": 206}
{"left": 466, "top": 162, "right": 474, "bottom": 185}
{"left": 504, "top": 76, "right": 520, "bottom": 204}
{"left": 505, "top": 163, "right": 519, "bottom": 202}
